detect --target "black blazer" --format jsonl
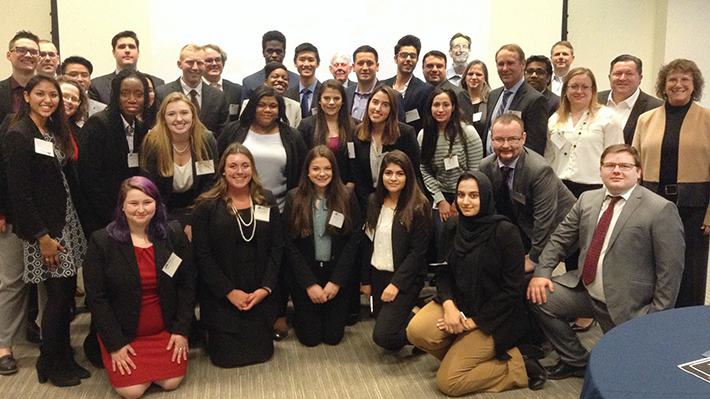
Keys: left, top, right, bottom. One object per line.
{"left": 2, "top": 116, "right": 82, "bottom": 240}
{"left": 542, "top": 89, "right": 560, "bottom": 117}
{"left": 78, "top": 108, "right": 147, "bottom": 233}
{"left": 217, "top": 121, "right": 307, "bottom": 191}
{"left": 83, "top": 222, "right": 196, "bottom": 353}
{"left": 361, "top": 202, "right": 430, "bottom": 291}
{"left": 222, "top": 78, "right": 243, "bottom": 122}
{"left": 192, "top": 191, "right": 283, "bottom": 331}
{"left": 89, "top": 72, "right": 165, "bottom": 105}
{"left": 140, "top": 131, "right": 219, "bottom": 225}
{"left": 437, "top": 218, "right": 529, "bottom": 359}
{"left": 297, "top": 115, "right": 356, "bottom": 184}
{"left": 382, "top": 75, "right": 435, "bottom": 133}
{"left": 485, "top": 81, "right": 548, "bottom": 156}
{"left": 285, "top": 81, "right": 322, "bottom": 118}
{"left": 597, "top": 89, "right": 663, "bottom": 144}
{"left": 156, "top": 79, "right": 230, "bottom": 136}
{"left": 0, "top": 77, "right": 14, "bottom": 125}
{"left": 351, "top": 122, "right": 421, "bottom": 210}
{"left": 283, "top": 188, "right": 362, "bottom": 290}
{"left": 0, "top": 114, "right": 14, "bottom": 223}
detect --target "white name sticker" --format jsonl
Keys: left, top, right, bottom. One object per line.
{"left": 507, "top": 110, "right": 522, "bottom": 118}
{"left": 444, "top": 155, "right": 460, "bottom": 170}
{"left": 472, "top": 112, "right": 482, "bottom": 122}
{"left": 550, "top": 134, "right": 567, "bottom": 150}
{"left": 162, "top": 252, "right": 182, "bottom": 277}
{"left": 195, "top": 159, "right": 215, "bottom": 176}
{"left": 254, "top": 205, "right": 270, "bottom": 222}
{"left": 34, "top": 138, "right": 54, "bottom": 157}
{"left": 347, "top": 142, "right": 355, "bottom": 159}
{"left": 229, "top": 104, "right": 240, "bottom": 115}
{"left": 329, "top": 211, "right": 345, "bottom": 228}
{"left": 405, "top": 108, "right": 420, "bottom": 123}
{"left": 127, "top": 153, "right": 139, "bottom": 168}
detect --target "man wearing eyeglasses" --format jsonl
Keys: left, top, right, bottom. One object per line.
{"left": 524, "top": 55, "right": 559, "bottom": 117}
{"left": 241, "top": 30, "right": 299, "bottom": 102}
{"left": 157, "top": 44, "right": 229, "bottom": 135}
{"left": 527, "top": 143, "right": 684, "bottom": 380}
{"left": 36, "top": 40, "right": 59, "bottom": 77}
{"left": 480, "top": 114, "right": 575, "bottom": 274}
{"left": 1, "top": 31, "right": 40, "bottom": 123}
{"left": 203, "top": 44, "right": 242, "bottom": 122}
{"left": 447, "top": 33, "right": 471, "bottom": 87}
{"left": 382, "top": 35, "right": 434, "bottom": 133}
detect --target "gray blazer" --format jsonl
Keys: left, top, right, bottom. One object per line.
{"left": 479, "top": 148, "right": 576, "bottom": 263}
{"left": 597, "top": 89, "right": 663, "bottom": 145}
{"left": 534, "top": 184, "right": 685, "bottom": 325}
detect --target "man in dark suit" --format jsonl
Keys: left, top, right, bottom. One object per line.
{"left": 597, "top": 54, "right": 663, "bottom": 144}
{"left": 156, "top": 44, "right": 229, "bottom": 135}
{"left": 241, "top": 30, "right": 299, "bottom": 102}
{"left": 382, "top": 35, "right": 434, "bottom": 133}
{"left": 484, "top": 44, "right": 548, "bottom": 157}
{"left": 284, "top": 43, "right": 321, "bottom": 119}
{"left": 0, "top": 31, "right": 39, "bottom": 124}
{"left": 202, "top": 44, "right": 242, "bottom": 122}
{"left": 88, "top": 31, "right": 164, "bottom": 104}
{"left": 329, "top": 52, "right": 356, "bottom": 88}
{"left": 527, "top": 144, "right": 684, "bottom": 380}
{"left": 525, "top": 55, "right": 559, "bottom": 117}
{"left": 421, "top": 50, "right": 474, "bottom": 123}
{"left": 480, "top": 114, "right": 575, "bottom": 273}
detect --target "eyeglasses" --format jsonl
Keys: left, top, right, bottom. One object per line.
{"left": 397, "top": 52, "right": 417, "bottom": 60}
{"left": 567, "top": 84, "right": 592, "bottom": 92}
{"left": 601, "top": 162, "right": 636, "bottom": 171}
{"left": 452, "top": 44, "right": 470, "bottom": 51}
{"left": 39, "top": 51, "right": 58, "bottom": 58}
{"left": 205, "top": 57, "right": 222, "bottom": 64}
{"left": 525, "top": 68, "right": 548, "bottom": 76}
{"left": 62, "top": 93, "right": 81, "bottom": 104}
{"left": 10, "top": 47, "right": 39, "bottom": 57}
{"left": 492, "top": 136, "right": 523, "bottom": 144}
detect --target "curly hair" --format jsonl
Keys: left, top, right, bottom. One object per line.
{"left": 655, "top": 58, "right": 704, "bottom": 102}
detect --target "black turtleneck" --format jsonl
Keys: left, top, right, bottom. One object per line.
{"left": 659, "top": 101, "right": 692, "bottom": 184}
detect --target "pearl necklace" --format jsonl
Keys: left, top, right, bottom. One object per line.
{"left": 230, "top": 197, "right": 256, "bottom": 242}
{"left": 172, "top": 142, "right": 190, "bottom": 154}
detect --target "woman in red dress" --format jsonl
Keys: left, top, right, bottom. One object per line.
{"left": 84, "top": 176, "right": 195, "bottom": 398}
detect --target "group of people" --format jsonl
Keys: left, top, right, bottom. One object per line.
{"left": 0, "top": 26, "right": 707, "bottom": 399}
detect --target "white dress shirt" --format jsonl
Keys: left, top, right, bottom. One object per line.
{"left": 180, "top": 78, "right": 202, "bottom": 108}
{"left": 604, "top": 87, "right": 641, "bottom": 129}
{"left": 371, "top": 206, "right": 396, "bottom": 272}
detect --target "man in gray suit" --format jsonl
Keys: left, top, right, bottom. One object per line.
{"left": 480, "top": 114, "right": 576, "bottom": 273}
{"left": 527, "top": 144, "right": 684, "bottom": 380}
{"left": 156, "top": 44, "right": 229, "bottom": 135}
{"left": 597, "top": 54, "right": 663, "bottom": 144}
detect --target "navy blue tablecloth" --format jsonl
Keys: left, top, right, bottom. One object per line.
{"left": 580, "top": 306, "right": 710, "bottom": 399}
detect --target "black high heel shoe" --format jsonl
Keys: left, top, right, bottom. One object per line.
{"left": 36, "top": 357, "right": 81, "bottom": 387}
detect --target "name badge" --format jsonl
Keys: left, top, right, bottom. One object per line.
{"left": 472, "top": 112, "right": 482, "bottom": 122}
{"left": 510, "top": 190, "right": 526, "bottom": 205}
{"left": 162, "top": 252, "right": 182, "bottom": 277}
{"left": 347, "top": 142, "right": 355, "bottom": 159}
{"left": 405, "top": 109, "right": 420, "bottom": 123}
{"left": 444, "top": 155, "right": 459, "bottom": 170}
{"left": 254, "top": 205, "right": 270, "bottom": 222}
{"left": 229, "top": 104, "right": 240, "bottom": 115}
{"left": 550, "top": 133, "right": 567, "bottom": 150}
{"left": 127, "top": 153, "right": 139, "bottom": 168}
{"left": 34, "top": 138, "right": 54, "bottom": 157}
{"left": 329, "top": 211, "right": 345, "bottom": 228}
{"left": 195, "top": 160, "right": 215, "bottom": 176}
{"left": 507, "top": 110, "right": 522, "bottom": 118}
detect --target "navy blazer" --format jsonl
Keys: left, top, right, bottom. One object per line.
{"left": 222, "top": 78, "right": 243, "bottom": 122}
{"left": 597, "top": 89, "right": 663, "bottom": 144}
{"left": 89, "top": 72, "right": 165, "bottom": 105}
{"left": 241, "top": 69, "right": 300, "bottom": 102}
{"left": 485, "top": 81, "right": 548, "bottom": 156}
{"left": 84, "top": 222, "right": 196, "bottom": 353}
{"left": 382, "top": 75, "right": 435, "bottom": 133}
{"left": 156, "top": 79, "right": 230, "bottom": 136}
{"left": 297, "top": 115, "right": 356, "bottom": 184}
{"left": 285, "top": 81, "right": 322, "bottom": 118}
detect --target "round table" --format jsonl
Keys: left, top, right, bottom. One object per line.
{"left": 580, "top": 306, "right": 710, "bottom": 399}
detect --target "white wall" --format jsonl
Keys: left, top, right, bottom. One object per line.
{"left": 0, "top": 0, "right": 51, "bottom": 78}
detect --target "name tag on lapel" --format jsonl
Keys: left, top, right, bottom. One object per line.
{"left": 254, "top": 205, "right": 270, "bottom": 222}
{"left": 472, "top": 112, "right": 482, "bottom": 122}
{"left": 34, "top": 139, "right": 54, "bottom": 157}
{"left": 507, "top": 110, "right": 522, "bottom": 118}
{"left": 127, "top": 153, "right": 139, "bottom": 168}
{"left": 405, "top": 109, "right": 420, "bottom": 123}
{"left": 162, "top": 253, "right": 182, "bottom": 277}
{"left": 347, "top": 142, "right": 355, "bottom": 159}
{"left": 329, "top": 211, "right": 345, "bottom": 228}
{"left": 229, "top": 104, "right": 240, "bottom": 115}
{"left": 195, "top": 160, "right": 215, "bottom": 175}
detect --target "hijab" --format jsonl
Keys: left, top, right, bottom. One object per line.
{"left": 454, "top": 171, "right": 508, "bottom": 253}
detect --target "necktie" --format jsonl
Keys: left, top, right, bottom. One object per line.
{"left": 189, "top": 89, "right": 200, "bottom": 114}
{"left": 300, "top": 88, "right": 311, "bottom": 118}
{"left": 487, "top": 90, "right": 513, "bottom": 154}
{"left": 125, "top": 124, "right": 135, "bottom": 153}
{"left": 497, "top": 166, "right": 515, "bottom": 221}
{"left": 582, "top": 196, "right": 622, "bottom": 285}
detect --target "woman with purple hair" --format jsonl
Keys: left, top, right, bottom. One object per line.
{"left": 84, "top": 176, "right": 195, "bottom": 399}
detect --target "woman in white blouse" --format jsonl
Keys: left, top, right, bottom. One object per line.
{"left": 361, "top": 150, "right": 431, "bottom": 351}
{"left": 544, "top": 67, "right": 623, "bottom": 197}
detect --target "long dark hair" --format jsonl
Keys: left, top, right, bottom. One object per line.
{"left": 56, "top": 75, "right": 88, "bottom": 126}
{"left": 366, "top": 150, "right": 431, "bottom": 232}
{"left": 313, "top": 79, "right": 354, "bottom": 151}
{"left": 290, "top": 145, "right": 352, "bottom": 238}
{"left": 356, "top": 85, "right": 401, "bottom": 145}
{"left": 240, "top": 85, "right": 287, "bottom": 128}
{"left": 143, "top": 74, "right": 159, "bottom": 129}
{"left": 11, "top": 74, "right": 74, "bottom": 160}
{"left": 107, "top": 69, "right": 150, "bottom": 123}
{"left": 106, "top": 176, "right": 168, "bottom": 243}
{"left": 421, "top": 87, "right": 468, "bottom": 165}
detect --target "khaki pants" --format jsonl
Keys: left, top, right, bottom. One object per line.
{"left": 407, "top": 302, "right": 528, "bottom": 396}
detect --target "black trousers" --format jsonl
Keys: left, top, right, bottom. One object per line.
{"left": 290, "top": 280, "right": 350, "bottom": 347}
{"left": 40, "top": 276, "right": 76, "bottom": 363}
{"left": 675, "top": 206, "right": 709, "bottom": 307}
{"left": 370, "top": 268, "right": 422, "bottom": 351}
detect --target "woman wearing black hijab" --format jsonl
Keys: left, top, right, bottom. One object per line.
{"left": 406, "top": 171, "right": 546, "bottom": 396}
